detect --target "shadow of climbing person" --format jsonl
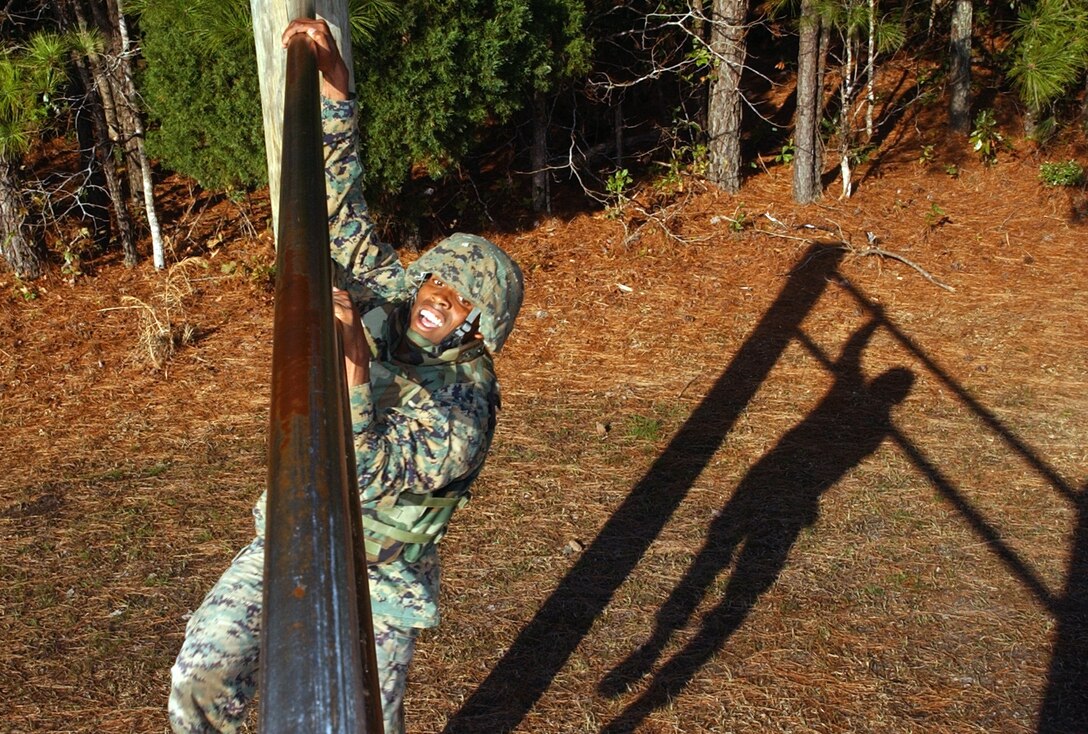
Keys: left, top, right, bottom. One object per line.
{"left": 598, "top": 317, "right": 915, "bottom": 732}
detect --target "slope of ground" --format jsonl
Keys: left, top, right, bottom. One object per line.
{"left": 1, "top": 93, "right": 1087, "bottom": 733}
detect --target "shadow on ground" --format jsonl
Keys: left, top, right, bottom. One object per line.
{"left": 441, "top": 240, "right": 1086, "bottom": 733}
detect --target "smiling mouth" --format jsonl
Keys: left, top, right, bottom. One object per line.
{"left": 417, "top": 306, "right": 445, "bottom": 330}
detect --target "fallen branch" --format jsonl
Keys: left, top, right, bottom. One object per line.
{"left": 755, "top": 215, "right": 955, "bottom": 293}
{"left": 848, "top": 244, "right": 956, "bottom": 292}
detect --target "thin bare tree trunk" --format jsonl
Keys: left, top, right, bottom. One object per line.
{"left": 692, "top": 0, "right": 709, "bottom": 134}
{"left": 614, "top": 98, "right": 624, "bottom": 170}
{"left": 815, "top": 21, "right": 831, "bottom": 175}
{"left": 949, "top": 0, "right": 972, "bottom": 134}
{"left": 840, "top": 30, "right": 858, "bottom": 198}
{"left": 531, "top": 89, "right": 551, "bottom": 215}
{"left": 706, "top": 0, "right": 747, "bottom": 194}
{"left": 58, "top": 0, "right": 136, "bottom": 266}
{"left": 114, "top": 0, "right": 164, "bottom": 268}
{"left": 866, "top": 0, "right": 876, "bottom": 138}
{"left": 793, "top": 0, "right": 822, "bottom": 203}
{"left": 101, "top": 0, "right": 145, "bottom": 207}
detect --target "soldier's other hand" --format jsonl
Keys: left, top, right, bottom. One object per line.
{"left": 332, "top": 287, "right": 369, "bottom": 387}
{"left": 332, "top": 287, "right": 358, "bottom": 329}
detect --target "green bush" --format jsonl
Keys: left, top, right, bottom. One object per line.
{"left": 138, "top": 0, "right": 266, "bottom": 191}
{"left": 353, "top": 0, "right": 589, "bottom": 196}
{"left": 1039, "top": 160, "right": 1085, "bottom": 187}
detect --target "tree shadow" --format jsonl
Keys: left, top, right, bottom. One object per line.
{"left": 440, "top": 243, "right": 847, "bottom": 733}
{"left": 598, "top": 320, "right": 914, "bottom": 732}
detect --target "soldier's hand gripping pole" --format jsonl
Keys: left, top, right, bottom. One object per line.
{"left": 259, "top": 24, "right": 384, "bottom": 734}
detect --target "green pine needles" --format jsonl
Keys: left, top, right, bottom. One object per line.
{"left": 1008, "top": 0, "right": 1088, "bottom": 129}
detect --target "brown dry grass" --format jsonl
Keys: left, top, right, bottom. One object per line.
{"left": 2, "top": 78, "right": 1087, "bottom": 734}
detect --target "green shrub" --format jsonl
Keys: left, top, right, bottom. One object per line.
{"left": 1039, "top": 160, "right": 1085, "bottom": 187}
{"left": 138, "top": 0, "right": 266, "bottom": 191}
{"left": 969, "top": 109, "right": 1004, "bottom": 165}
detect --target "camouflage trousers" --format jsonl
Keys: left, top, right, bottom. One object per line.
{"left": 169, "top": 537, "right": 418, "bottom": 734}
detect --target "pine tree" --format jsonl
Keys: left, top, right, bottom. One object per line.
{"left": 1008, "top": 0, "right": 1088, "bottom": 137}
{"left": 0, "top": 33, "right": 71, "bottom": 278}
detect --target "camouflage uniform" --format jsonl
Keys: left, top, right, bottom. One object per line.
{"left": 169, "top": 96, "right": 523, "bottom": 734}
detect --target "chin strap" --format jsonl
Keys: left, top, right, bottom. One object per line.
{"left": 441, "top": 306, "right": 480, "bottom": 349}
{"left": 405, "top": 305, "right": 481, "bottom": 359}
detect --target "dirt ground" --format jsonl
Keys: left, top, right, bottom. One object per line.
{"left": 2, "top": 81, "right": 1087, "bottom": 732}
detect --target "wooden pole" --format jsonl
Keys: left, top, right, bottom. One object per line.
{"left": 251, "top": 0, "right": 354, "bottom": 244}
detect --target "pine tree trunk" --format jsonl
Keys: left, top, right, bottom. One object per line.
{"left": 706, "top": 0, "right": 747, "bottom": 194}
{"left": 100, "top": 0, "right": 145, "bottom": 207}
{"left": 56, "top": 0, "right": 137, "bottom": 266}
{"left": 949, "top": 0, "right": 972, "bottom": 134}
{"left": 793, "top": 0, "right": 822, "bottom": 204}
{"left": 531, "top": 89, "right": 551, "bottom": 215}
{"left": 0, "top": 162, "right": 43, "bottom": 279}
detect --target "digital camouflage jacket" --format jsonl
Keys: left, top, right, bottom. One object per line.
{"left": 316, "top": 96, "right": 523, "bottom": 628}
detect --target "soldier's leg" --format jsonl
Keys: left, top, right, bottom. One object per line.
{"left": 168, "top": 537, "right": 265, "bottom": 734}
{"left": 372, "top": 617, "right": 419, "bottom": 734}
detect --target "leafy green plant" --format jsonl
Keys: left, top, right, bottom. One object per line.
{"left": 1039, "top": 160, "right": 1085, "bottom": 186}
{"left": 12, "top": 275, "right": 37, "bottom": 301}
{"left": 774, "top": 139, "right": 796, "bottom": 166}
{"left": 925, "top": 203, "right": 949, "bottom": 228}
{"left": 728, "top": 206, "right": 749, "bottom": 232}
{"left": 969, "top": 109, "right": 1004, "bottom": 165}
{"left": 605, "top": 168, "right": 633, "bottom": 217}
{"left": 918, "top": 144, "right": 935, "bottom": 165}
{"left": 850, "top": 142, "right": 878, "bottom": 166}
{"left": 606, "top": 169, "right": 632, "bottom": 197}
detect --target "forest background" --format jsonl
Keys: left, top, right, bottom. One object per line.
{"left": 1, "top": 0, "right": 1087, "bottom": 732}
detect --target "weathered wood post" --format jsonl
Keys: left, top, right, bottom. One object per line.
{"left": 251, "top": 0, "right": 354, "bottom": 243}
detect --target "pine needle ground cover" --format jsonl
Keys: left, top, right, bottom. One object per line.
{"left": 2, "top": 113, "right": 1086, "bottom": 734}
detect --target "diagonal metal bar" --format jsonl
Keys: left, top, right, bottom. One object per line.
{"left": 259, "top": 28, "right": 383, "bottom": 734}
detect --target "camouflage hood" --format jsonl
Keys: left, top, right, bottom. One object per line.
{"left": 405, "top": 233, "right": 524, "bottom": 354}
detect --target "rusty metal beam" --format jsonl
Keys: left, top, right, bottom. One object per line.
{"left": 259, "top": 27, "right": 383, "bottom": 734}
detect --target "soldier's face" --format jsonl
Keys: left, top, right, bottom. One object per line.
{"left": 410, "top": 275, "right": 474, "bottom": 344}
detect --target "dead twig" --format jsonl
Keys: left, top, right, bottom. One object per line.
{"left": 756, "top": 216, "right": 956, "bottom": 292}
{"left": 848, "top": 244, "right": 956, "bottom": 292}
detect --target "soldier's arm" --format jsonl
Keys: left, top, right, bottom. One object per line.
{"left": 322, "top": 98, "right": 404, "bottom": 299}
{"left": 287, "top": 17, "right": 402, "bottom": 303}
{"left": 348, "top": 383, "right": 493, "bottom": 505}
